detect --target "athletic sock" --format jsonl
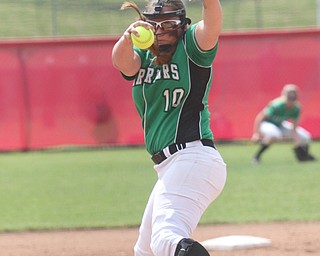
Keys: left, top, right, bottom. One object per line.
{"left": 254, "top": 144, "right": 269, "bottom": 161}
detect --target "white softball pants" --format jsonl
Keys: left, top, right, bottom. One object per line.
{"left": 260, "top": 120, "right": 311, "bottom": 145}
{"left": 134, "top": 140, "right": 227, "bottom": 256}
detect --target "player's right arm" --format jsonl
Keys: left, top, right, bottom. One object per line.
{"left": 251, "top": 110, "right": 267, "bottom": 142}
{"left": 112, "top": 21, "right": 153, "bottom": 77}
{"left": 112, "top": 27, "right": 141, "bottom": 76}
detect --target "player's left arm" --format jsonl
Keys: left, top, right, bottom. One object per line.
{"left": 195, "top": 0, "right": 222, "bottom": 50}
{"left": 291, "top": 121, "right": 300, "bottom": 145}
{"left": 291, "top": 105, "right": 301, "bottom": 145}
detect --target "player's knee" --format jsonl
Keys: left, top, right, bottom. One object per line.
{"left": 174, "top": 238, "right": 210, "bottom": 256}
{"left": 299, "top": 134, "right": 311, "bottom": 145}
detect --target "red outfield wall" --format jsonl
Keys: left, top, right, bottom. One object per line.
{"left": 0, "top": 29, "right": 319, "bottom": 151}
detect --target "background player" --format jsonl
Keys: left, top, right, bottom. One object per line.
{"left": 251, "top": 83, "right": 316, "bottom": 163}
{"left": 112, "top": 0, "right": 227, "bottom": 256}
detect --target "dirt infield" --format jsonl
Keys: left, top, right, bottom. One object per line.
{"left": 1, "top": 222, "right": 319, "bottom": 256}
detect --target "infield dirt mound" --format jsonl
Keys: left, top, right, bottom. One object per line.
{"left": 0, "top": 222, "right": 319, "bottom": 256}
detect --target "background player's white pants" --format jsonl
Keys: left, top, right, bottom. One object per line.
{"left": 260, "top": 120, "right": 311, "bottom": 145}
{"left": 134, "top": 141, "right": 227, "bottom": 256}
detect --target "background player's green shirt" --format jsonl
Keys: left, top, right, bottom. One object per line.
{"left": 264, "top": 97, "right": 300, "bottom": 127}
{"left": 127, "top": 23, "right": 218, "bottom": 154}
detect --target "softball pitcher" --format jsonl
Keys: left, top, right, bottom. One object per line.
{"left": 112, "top": 1, "right": 227, "bottom": 256}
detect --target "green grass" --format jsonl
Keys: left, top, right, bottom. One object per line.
{"left": 0, "top": 0, "right": 317, "bottom": 38}
{"left": 0, "top": 148, "right": 153, "bottom": 231}
{"left": 0, "top": 142, "right": 319, "bottom": 232}
{"left": 220, "top": 0, "right": 317, "bottom": 31}
{"left": 203, "top": 142, "right": 320, "bottom": 223}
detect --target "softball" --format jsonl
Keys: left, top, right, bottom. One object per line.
{"left": 131, "top": 26, "right": 154, "bottom": 49}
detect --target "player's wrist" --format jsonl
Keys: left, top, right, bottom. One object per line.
{"left": 122, "top": 33, "right": 133, "bottom": 47}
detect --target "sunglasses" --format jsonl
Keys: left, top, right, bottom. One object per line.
{"left": 286, "top": 91, "right": 298, "bottom": 101}
{"left": 287, "top": 94, "right": 298, "bottom": 101}
{"left": 147, "top": 20, "right": 182, "bottom": 31}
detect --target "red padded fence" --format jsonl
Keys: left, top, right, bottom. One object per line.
{"left": 211, "top": 29, "right": 320, "bottom": 140}
{"left": 0, "top": 29, "right": 319, "bottom": 151}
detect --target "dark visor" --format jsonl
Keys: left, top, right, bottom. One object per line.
{"left": 143, "top": 9, "right": 186, "bottom": 19}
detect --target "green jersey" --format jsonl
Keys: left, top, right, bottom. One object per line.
{"left": 125, "top": 24, "right": 218, "bottom": 154}
{"left": 264, "top": 97, "right": 300, "bottom": 127}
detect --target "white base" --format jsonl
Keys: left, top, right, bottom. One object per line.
{"left": 201, "top": 235, "right": 272, "bottom": 251}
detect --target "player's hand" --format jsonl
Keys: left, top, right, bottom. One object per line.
{"left": 123, "top": 21, "right": 154, "bottom": 43}
{"left": 251, "top": 133, "right": 261, "bottom": 143}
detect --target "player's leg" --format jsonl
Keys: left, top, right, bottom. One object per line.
{"left": 150, "top": 143, "right": 227, "bottom": 256}
{"left": 134, "top": 182, "right": 158, "bottom": 256}
{"left": 281, "top": 121, "right": 316, "bottom": 161}
{"left": 252, "top": 121, "right": 282, "bottom": 163}
{"left": 281, "top": 120, "right": 311, "bottom": 144}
